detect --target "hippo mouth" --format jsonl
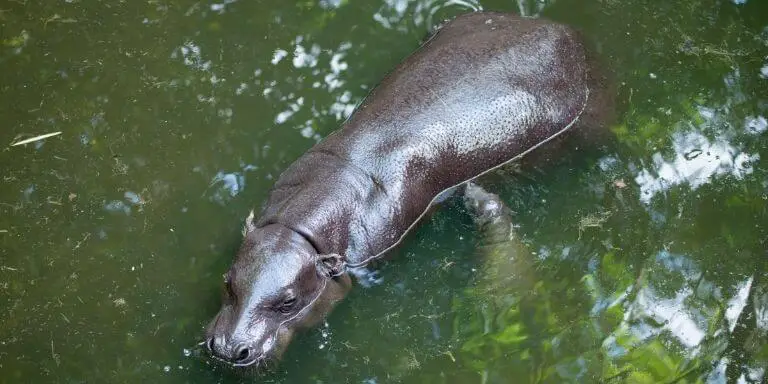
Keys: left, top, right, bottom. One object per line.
{"left": 206, "top": 339, "right": 263, "bottom": 367}
{"left": 201, "top": 338, "right": 269, "bottom": 370}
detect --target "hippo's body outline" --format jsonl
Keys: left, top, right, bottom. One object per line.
{"left": 205, "top": 11, "right": 612, "bottom": 368}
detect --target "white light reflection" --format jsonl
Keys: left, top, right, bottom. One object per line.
{"left": 512, "top": 0, "right": 552, "bottom": 17}
{"left": 210, "top": 0, "right": 237, "bottom": 13}
{"left": 275, "top": 97, "right": 303, "bottom": 124}
{"left": 374, "top": 0, "right": 482, "bottom": 31}
{"left": 634, "top": 112, "right": 762, "bottom": 204}
{"left": 325, "top": 42, "right": 351, "bottom": 91}
{"left": 746, "top": 115, "right": 767, "bottom": 134}
{"left": 600, "top": 248, "right": 761, "bottom": 374}
{"left": 633, "top": 65, "right": 766, "bottom": 204}
{"left": 373, "top": 0, "right": 409, "bottom": 29}
{"left": 206, "top": 171, "right": 244, "bottom": 205}
{"left": 319, "top": 0, "right": 343, "bottom": 8}
{"left": 757, "top": 284, "right": 768, "bottom": 331}
{"left": 292, "top": 36, "right": 321, "bottom": 68}
{"left": 269, "top": 39, "right": 357, "bottom": 139}
{"left": 708, "top": 357, "right": 729, "bottom": 383}
{"left": 725, "top": 276, "right": 753, "bottom": 332}
{"left": 171, "top": 40, "right": 236, "bottom": 114}
{"left": 636, "top": 285, "right": 705, "bottom": 348}
{"left": 328, "top": 90, "right": 355, "bottom": 120}
{"left": 174, "top": 41, "right": 212, "bottom": 71}
{"left": 271, "top": 49, "right": 288, "bottom": 65}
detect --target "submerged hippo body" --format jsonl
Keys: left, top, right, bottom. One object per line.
{"left": 206, "top": 12, "right": 611, "bottom": 368}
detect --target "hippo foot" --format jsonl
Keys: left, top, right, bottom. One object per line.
{"left": 463, "top": 182, "right": 513, "bottom": 225}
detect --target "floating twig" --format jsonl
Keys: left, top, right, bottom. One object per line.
{"left": 51, "top": 338, "right": 60, "bottom": 366}
{"left": 73, "top": 232, "right": 91, "bottom": 250}
{"left": 10, "top": 131, "right": 62, "bottom": 146}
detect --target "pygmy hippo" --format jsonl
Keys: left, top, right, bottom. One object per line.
{"left": 205, "top": 11, "right": 612, "bottom": 368}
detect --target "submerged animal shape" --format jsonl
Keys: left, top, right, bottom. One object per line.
{"left": 205, "top": 11, "right": 612, "bottom": 368}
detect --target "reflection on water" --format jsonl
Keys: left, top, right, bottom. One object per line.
{"left": 1, "top": 0, "right": 767, "bottom": 382}
{"left": 634, "top": 66, "right": 765, "bottom": 204}
{"left": 635, "top": 128, "right": 759, "bottom": 204}
{"left": 375, "top": 0, "right": 482, "bottom": 31}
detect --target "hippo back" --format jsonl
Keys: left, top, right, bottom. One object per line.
{"left": 258, "top": 12, "right": 593, "bottom": 264}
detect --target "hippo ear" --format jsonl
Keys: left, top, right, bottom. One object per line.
{"left": 316, "top": 253, "right": 347, "bottom": 278}
{"left": 242, "top": 210, "right": 256, "bottom": 236}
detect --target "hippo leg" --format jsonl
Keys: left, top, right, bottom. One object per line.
{"left": 462, "top": 181, "right": 536, "bottom": 292}
{"left": 462, "top": 182, "right": 515, "bottom": 244}
{"left": 349, "top": 185, "right": 461, "bottom": 287}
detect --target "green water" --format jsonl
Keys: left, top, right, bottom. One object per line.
{"left": 1, "top": 0, "right": 767, "bottom": 382}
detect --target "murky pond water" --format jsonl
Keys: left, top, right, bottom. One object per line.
{"left": 2, "top": 0, "right": 767, "bottom": 382}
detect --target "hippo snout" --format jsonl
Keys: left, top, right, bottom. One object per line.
{"left": 204, "top": 311, "right": 281, "bottom": 367}
{"left": 206, "top": 336, "right": 262, "bottom": 366}
{"left": 204, "top": 304, "right": 292, "bottom": 368}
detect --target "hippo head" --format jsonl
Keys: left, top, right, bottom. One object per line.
{"left": 205, "top": 212, "right": 352, "bottom": 368}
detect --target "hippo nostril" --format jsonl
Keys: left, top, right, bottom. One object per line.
{"left": 234, "top": 345, "right": 252, "bottom": 364}
{"left": 206, "top": 338, "right": 215, "bottom": 352}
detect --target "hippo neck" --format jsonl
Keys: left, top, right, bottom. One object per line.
{"left": 260, "top": 222, "right": 321, "bottom": 256}
{"left": 255, "top": 150, "right": 394, "bottom": 263}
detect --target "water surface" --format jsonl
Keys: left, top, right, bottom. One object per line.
{"left": 1, "top": 0, "right": 767, "bottom": 382}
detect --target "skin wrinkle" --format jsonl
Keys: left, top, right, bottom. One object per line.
{"left": 308, "top": 148, "right": 386, "bottom": 193}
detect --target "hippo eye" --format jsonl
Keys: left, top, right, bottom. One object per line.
{"left": 223, "top": 272, "right": 236, "bottom": 303}
{"left": 277, "top": 297, "right": 297, "bottom": 314}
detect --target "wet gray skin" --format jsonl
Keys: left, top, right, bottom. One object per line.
{"left": 205, "top": 11, "right": 612, "bottom": 368}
